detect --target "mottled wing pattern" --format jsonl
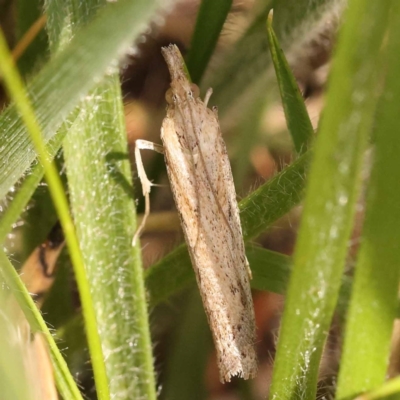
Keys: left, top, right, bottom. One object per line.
{"left": 160, "top": 44, "right": 257, "bottom": 382}
{"left": 161, "top": 116, "right": 199, "bottom": 248}
{"left": 161, "top": 95, "right": 257, "bottom": 382}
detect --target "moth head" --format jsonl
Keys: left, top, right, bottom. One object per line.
{"left": 165, "top": 88, "right": 175, "bottom": 105}
{"left": 188, "top": 83, "right": 200, "bottom": 99}
{"left": 165, "top": 83, "right": 200, "bottom": 105}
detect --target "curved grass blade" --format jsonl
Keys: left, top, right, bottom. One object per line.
{"left": 0, "top": 163, "right": 43, "bottom": 243}
{"left": 202, "top": 0, "right": 345, "bottom": 118}
{"left": 146, "top": 243, "right": 291, "bottom": 307}
{"left": 266, "top": 11, "right": 313, "bottom": 154}
{"left": 357, "top": 377, "right": 400, "bottom": 400}
{"left": 336, "top": 5, "right": 400, "bottom": 398}
{"left": 0, "top": 28, "right": 110, "bottom": 400}
{"left": 0, "top": 250, "right": 83, "bottom": 400}
{"left": 269, "top": 1, "right": 392, "bottom": 398}
{"left": 186, "top": 0, "right": 233, "bottom": 84}
{"left": 240, "top": 151, "right": 309, "bottom": 240}
{"left": 0, "top": 0, "right": 165, "bottom": 200}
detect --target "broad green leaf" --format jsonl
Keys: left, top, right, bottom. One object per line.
{"left": 336, "top": 4, "right": 400, "bottom": 398}
{"left": 269, "top": 1, "right": 392, "bottom": 399}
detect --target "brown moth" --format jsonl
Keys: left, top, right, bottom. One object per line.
{"left": 134, "top": 44, "right": 257, "bottom": 382}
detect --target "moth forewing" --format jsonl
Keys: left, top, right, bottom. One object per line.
{"left": 160, "top": 44, "right": 257, "bottom": 382}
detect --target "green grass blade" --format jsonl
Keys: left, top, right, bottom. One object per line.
{"left": 358, "top": 377, "right": 400, "bottom": 400}
{"left": 239, "top": 152, "right": 309, "bottom": 240}
{"left": 246, "top": 245, "right": 291, "bottom": 294}
{"left": 63, "top": 77, "right": 156, "bottom": 399}
{"left": 186, "top": 0, "right": 233, "bottom": 84}
{"left": 202, "top": 0, "right": 343, "bottom": 118}
{"left": 336, "top": 5, "right": 400, "bottom": 398}
{"left": 146, "top": 243, "right": 291, "bottom": 307}
{"left": 0, "top": 163, "right": 43, "bottom": 243}
{"left": 46, "top": 0, "right": 156, "bottom": 396}
{"left": 0, "top": 28, "right": 109, "bottom": 399}
{"left": 0, "top": 250, "right": 83, "bottom": 400}
{"left": 0, "top": 0, "right": 164, "bottom": 201}
{"left": 162, "top": 291, "right": 212, "bottom": 400}
{"left": 269, "top": 0, "right": 391, "bottom": 398}
{"left": 266, "top": 12, "right": 313, "bottom": 154}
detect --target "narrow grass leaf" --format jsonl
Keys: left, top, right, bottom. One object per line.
{"left": 0, "top": 163, "right": 43, "bottom": 243}
{"left": 0, "top": 250, "right": 83, "bottom": 400}
{"left": 357, "top": 377, "right": 400, "bottom": 400}
{"left": 266, "top": 11, "right": 313, "bottom": 154}
{"left": 202, "top": 0, "right": 345, "bottom": 119}
{"left": 240, "top": 151, "right": 309, "bottom": 240}
{"left": 0, "top": 0, "right": 165, "bottom": 200}
{"left": 186, "top": 0, "right": 233, "bottom": 84}
{"left": 162, "top": 291, "right": 212, "bottom": 400}
{"left": 269, "top": 1, "right": 391, "bottom": 398}
{"left": 146, "top": 243, "right": 291, "bottom": 307}
{"left": 0, "top": 28, "right": 109, "bottom": 400}
{"left": 336, "top": 5, "right": 400, "bottom": 398}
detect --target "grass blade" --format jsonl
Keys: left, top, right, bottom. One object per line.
{"left": 162, "top": 291, "right": 212, "bottom": 400}
{"left": 186, "top": 0, "right": 233, "bottom": 84}
{"left": 239, "top": 152, "right": 309, "bottom": 240}
{"left": 202, "top": 0, "right": 344, "bottom": 118}
{"left": 45, "top": 0, "right": 157, "bottom": 396}
{"left": 266, "top": 11, "right": 313, "bottom": 154}
{"left": 0, "top": 250, "right": 83, "bottom": 400}
{"left": 0, "top": 163, "right": 43, "bottom": 243}
{"left": 357, "top": 377, "right": 400, "bottom": 400}
{"left": 63, "top": 77, "right": 156, "bottom": 399}
{"left": 269, "top": 0, "right": 391, "bottom": 398}
{"left": 336, "top": 5, "right": 400, "bottom": 398}
{"left": 0, "top": 27, "right": 109, "bottom": 399}
{"left": 0, "top": 0, "right": 165, "bottom": 200}
{"left": 146, "top": 242, "right": 291, "bottom": 307}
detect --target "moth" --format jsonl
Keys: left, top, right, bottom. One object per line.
{"left": 134, "top": 44, "right": 257, "bottom": 382}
